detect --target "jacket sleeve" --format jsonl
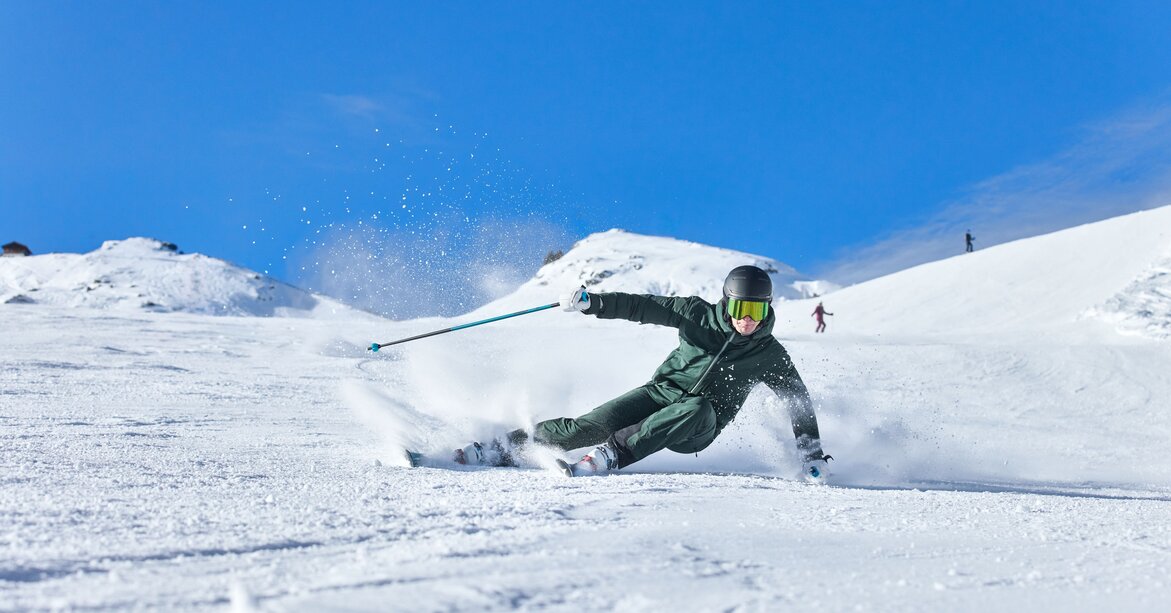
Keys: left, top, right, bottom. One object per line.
{"left": 583, "top": 292, "right": 700, "bottom": 329}
{"left": 763, "top": 348, "right": 826, "bottom": 461}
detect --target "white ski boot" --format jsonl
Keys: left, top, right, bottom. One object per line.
{"left": 453, "top": 441, "right": 486, "bottom": 465}
{"left": 556, "top": 444, "right": 618, "bottom": 477}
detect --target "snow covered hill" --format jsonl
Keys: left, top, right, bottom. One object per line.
{"left": 3, "top": 210, "right": 1171, "bottom": 611}
{"left": 0, "top": 237, "right": 357, "bottom": 317}
{"left": 771, "top": 204, "right": 1171, "bottom": 339}
{"left": 467, "top": 229, "right": 836, "bottom": 317}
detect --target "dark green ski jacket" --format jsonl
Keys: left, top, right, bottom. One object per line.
{"left": 583, "top": 292, "right": 822, "bottom": 451}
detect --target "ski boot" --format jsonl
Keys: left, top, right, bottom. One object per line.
{"left": 556, "top": 444, "right": 618, "bottom": 477}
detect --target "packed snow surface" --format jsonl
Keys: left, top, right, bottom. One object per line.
{"left": 3, "top": 209, "right": 1171, "bottom": 611}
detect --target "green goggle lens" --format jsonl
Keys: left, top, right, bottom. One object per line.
{"left": 727, "top": 299, "right": 769, "bottom": 321}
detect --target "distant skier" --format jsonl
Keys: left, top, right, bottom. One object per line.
{"left": 455, "top": 265, "right": 832, "bottom": 481}
{"left": 965, "top": 230, "right": 975, "bottom": 253}
{"left": 812, "top": 302, "right": 833, "bottom": 333}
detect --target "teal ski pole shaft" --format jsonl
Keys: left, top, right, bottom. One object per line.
{"left": 369, "top": 302, "right": 560, "bottom": 352}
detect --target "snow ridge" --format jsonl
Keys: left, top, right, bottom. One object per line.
{"left": 772, "top": 204, "right": 1171, "bottom": 338}
{"left": 469, "top": 229, "right": 836, "bottom": 317}
{"left": 0, "top": 237, "right": 350, "bottom": 317}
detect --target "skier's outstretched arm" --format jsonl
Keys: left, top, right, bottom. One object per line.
{"left": 579, "top": 291, "right": 701, "bottom": 329}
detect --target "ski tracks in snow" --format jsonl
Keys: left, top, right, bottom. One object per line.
{"left": 5, "top": 305, "right": 1171, "bottom": 610}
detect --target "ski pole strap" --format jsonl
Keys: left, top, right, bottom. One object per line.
{"left": 688, "top": 332, "right": 736, "bottom": 395}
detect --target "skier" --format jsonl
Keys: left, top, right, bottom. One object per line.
{"left": 456, "top": 265, "right": 832, "bottom": 481}
{"left": 812, "top": 302, "right": 833, "bottom": 333}
{"left": 965, "top": 230, "right": 975, "bottom": 253}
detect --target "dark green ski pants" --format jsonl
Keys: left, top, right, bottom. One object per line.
{"left": 532, "top": 385, "right": 717, "bottom": 469}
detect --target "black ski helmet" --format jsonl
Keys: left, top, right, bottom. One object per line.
{"left": 722, "top": 265, "right": 773, "bottom": 302}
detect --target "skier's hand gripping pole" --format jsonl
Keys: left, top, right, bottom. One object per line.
{"left": 559, "top": 286, "right": 591, "bottom": 312}
{"left": 368, "top": 302, "right": 561, "bottom": 352}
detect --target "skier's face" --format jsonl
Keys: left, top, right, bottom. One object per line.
{"left": 731, "top": 316, "right": 760, "bottom": 336}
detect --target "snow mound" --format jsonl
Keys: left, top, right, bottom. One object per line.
{"left": 1084, "top": 253, "right": 1171, "bottom": 339}
{"left": 470, "top": 229, "right": 835, "bottom": 316}
{"left": 0, "top": 237, "right": 356, "bottom": 317}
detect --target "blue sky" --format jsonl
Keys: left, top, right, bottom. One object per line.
{"left": 4, "top": 2, "right": 1171, "bottom": 315}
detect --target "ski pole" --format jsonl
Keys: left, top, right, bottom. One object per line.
{"left": 369, "top": 302, "right": 560, "bottom": 352}
{"left": 687, "top": 332, "right": 736, "bottom": 395}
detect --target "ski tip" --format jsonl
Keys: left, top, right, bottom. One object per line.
{"left": 404, "top": 449, "right": 423, "bottom": 468}
{"left": 554, "top": 459, "right": 575, "bottom": 478}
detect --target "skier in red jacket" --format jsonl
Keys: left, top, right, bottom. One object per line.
{"left": 812, "top": 302, "right": 833, "bottom": 333}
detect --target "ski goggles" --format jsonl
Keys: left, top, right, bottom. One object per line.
{"left": 727, "top": 298, "right": 769, "bottom": 321}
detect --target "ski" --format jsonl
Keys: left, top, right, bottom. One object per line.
{"left": 554, "top": 458, "right": 574, "bottom": 478}
{"left": 404, "top": 448, "right": 424, "bottom": 468}
{"left": 401, "top": 445, "right": 582, "bottom": 478}
{"left": 399, "top": 446, "right": 518, "bottom": 470}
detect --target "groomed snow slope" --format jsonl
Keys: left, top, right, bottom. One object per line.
{"left": 779, "top": 205, "right": 1171, "bottom": 337}
{"left": 3, "top": 208, "right": 1171, "bottom": 611}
